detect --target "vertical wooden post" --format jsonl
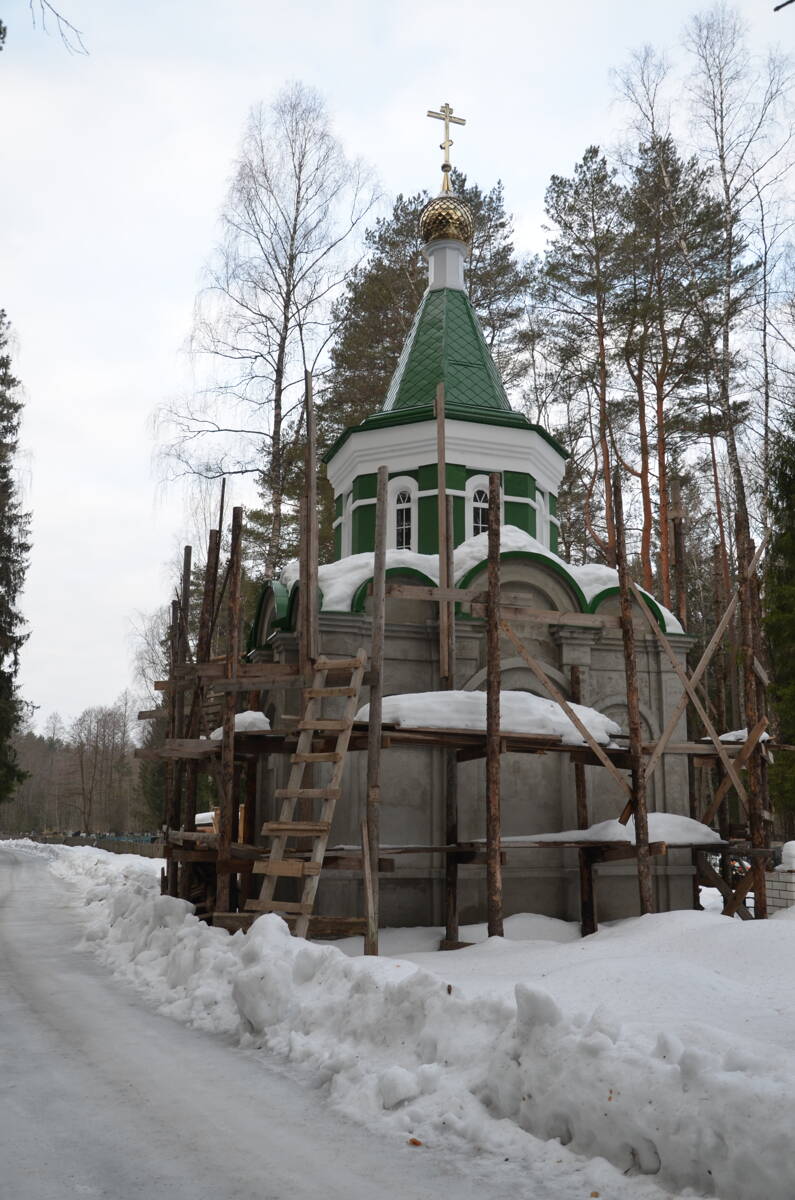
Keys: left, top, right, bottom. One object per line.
{"left": 486, "top": 471, "right": 503, "bottom": 937}
{"left": 298, "top": 497, "right": 309, "bottom": 679}
{"left": 570, "top": 666, "right": 589, "bottom": 830}
{"left": 435, "top": 382, "right": 449, "bottom": 681}
{"left": 365, "top": 466, "right": 388, "bottom": 955}
{"left": 165, "top": 598, "right": 180, "bottom": 897}
{"left": 304, "top": 369, "right": 319, "bottom": 664}
{"left": 444, "top": 494, "right": 460, "bottom": 946}
{"left": 738, "top": 524, "right": 767, "bottom": 918}
{"left": 217, "top": 506, "right": 243, "bottom": 914}
{"left": 578, "top": 848, "right": 597, "bottom": 936}
{"left": 613, "top": 469, "right": 653, "bottom": 916}
{"left": 175, "top": 545, "right": 192, "bottom": 900}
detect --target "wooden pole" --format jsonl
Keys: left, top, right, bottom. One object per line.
{"left": 435, "top": 382, "right": 449, "bottom": 680}
{"left": 297, "top": 497, "right": 309, "bottom": 679}
{"left": 444, "top": 494, "right": 460, "bottom": 946}
{"left": 570, "top": 666, "right": 589, "bottom": 830}
{"left": 175, "top": 545, "right": 192, "bottom": 901}
{"left": 486, "top": 471, "right": 503, "bottom": 936}
{"left": 164, "top": 600, "right": 179, "bottom": 896}
{"left": 364, "top": 466, "right": 388, "bottom": 955}
{"left": 613, "top": 469, "right": 653, "bottom": 916}
{"left": 217, "top": 506, "right": 243, "bottom": 913}
{"left": 738, "top": 524, "right": 767, "bottom": 918}
{"left": 305, "top": 370, "right": 319, "bottom": 664}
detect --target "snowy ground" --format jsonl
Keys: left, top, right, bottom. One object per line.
{"left": 3, "top": 840, "right": 794, "bottom": 1200}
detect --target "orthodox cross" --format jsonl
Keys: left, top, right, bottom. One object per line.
{"left": 427, "top": 102, "right": 466, "bottom": 192}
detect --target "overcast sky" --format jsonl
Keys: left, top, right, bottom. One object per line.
{"left": 1, "top": 0, "right": 784, "bottom": 727}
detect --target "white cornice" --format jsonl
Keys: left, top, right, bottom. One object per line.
{"left": 327, "top": 418, "right": 566, "bottom": 500}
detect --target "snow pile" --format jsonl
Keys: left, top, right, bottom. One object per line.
{"left": 518, "top": 813, "right": 723, "bottom": 846}
{"left": 9, "top": 838, "right": 795, "bottom": 1199}
{"left": 281, "top": 526, "right": 683, "bottom": 633}
{"left": 356, "top": 689, "right": 622, "bottom": 746}
{"left": 209, "top": 710, "right": 270, "bottom": 741}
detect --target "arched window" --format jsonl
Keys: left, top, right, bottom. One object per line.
{"left": 465, "top": 474, "right": 501, "bottom": 541}
{"left": 395, "top": 489, "right": 412, "bottom": 549}
{"left": 472, "top": 488, "right": 489, "bottom": 536}
{"left": 387, "top": 476, "right": 418, "bottom": 552}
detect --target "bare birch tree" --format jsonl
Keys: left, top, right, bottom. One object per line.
{"left": 161, "top": 83, "right": 376, "bottom": 577}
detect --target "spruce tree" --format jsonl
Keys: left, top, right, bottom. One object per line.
{"left": 0, "top": 312, "right": 31, "bottom": 802}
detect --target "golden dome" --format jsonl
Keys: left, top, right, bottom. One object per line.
{"left": 419, "top": 193, "right": 474, "bottom": 245}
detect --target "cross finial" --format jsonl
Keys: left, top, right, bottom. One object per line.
{"left": 427, "top": 102, "right": 466, "bottom": 193}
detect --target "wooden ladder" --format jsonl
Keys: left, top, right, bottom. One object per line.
{"left": 246, "top": 649, "right": 368, "bottom": 938}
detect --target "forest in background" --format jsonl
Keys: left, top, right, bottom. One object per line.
{"left": 4, "top": 2, "right": 795, "bottom": 833}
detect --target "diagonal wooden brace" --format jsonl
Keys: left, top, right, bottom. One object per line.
{"left": 700, "top": 716, "right": 769, "bottom": 827}
{"left": 642, "top": 540, "right": 768, "bottom": 794}
{"left": 500, "top": 619, "right": 631, "bottom": 799}
{"left": 628, "top": 579, "right": 749, "bottom": 809}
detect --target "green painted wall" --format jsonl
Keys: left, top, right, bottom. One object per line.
{"left": 333, "top": 523, "right": 342, "bottom": 559}
{"left": 418, "top": 495, "right": 438, "bottom": 553}
{"left": 353, "top": 473, "right": 378, "bottom": 501}
{"left": 352, "top": 502, "right": 376, "bottom": 553}
{"left": 504, "top": 470, "right": 535, "bottom": 500}
{"left": 549, "top": 522, "right": 559, "bottom": 553}
{"left": 504, "top": 501, "right": 535, "bottom": 538}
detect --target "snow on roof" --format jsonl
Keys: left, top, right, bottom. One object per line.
{"left": 209, "top": 710, "right": 270, "bottom": 741}
{"left": 356, "top": 689, "right": 622, "bottom": 746}
{"left": 280, "top": 526, "right": 684, "bottom": 633}
{"left": 516, "top": 813, "right": 723, "bottom": 846}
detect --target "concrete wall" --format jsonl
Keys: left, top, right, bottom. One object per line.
{"left": 255, "top": 560, "right": 695, "bottom": 928}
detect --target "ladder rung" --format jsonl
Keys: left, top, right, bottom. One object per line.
{"left": 262, "top": 820, "right": 331, "bottom": 837}
{"left": 245, "top": 898, "right": 314, "bottom": 915}
{"left": 274, "top": 787, "right": 341, "bottom": 801}
{"left": 298, "top": 718, "right": 348, "bottom": 731}
{"left": 291, "top": 751, "right": 342, "bottom": 764}
{"left": 314, "top": 656, "right": 366, "bottom": 671}
{"left": 252, "top": 859, "right": 322, "bottom": 878}
{"left": 305, "top": 686, "right": 357, "bottom": 698}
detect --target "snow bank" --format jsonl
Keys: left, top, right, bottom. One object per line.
{"left": 209, "top": 710, "right": 270, "bottom": 741}
{"left": 356, "top": 689, "right": 622, "bottom": 746}
{"left": 8, "top": 838, "right": 795, "bottom": 1200}
{"left": 518, "top": 813, "right": 723, "bottom": 846}
{"left": 281, "top": 526, "right": 683, "bottom": 633}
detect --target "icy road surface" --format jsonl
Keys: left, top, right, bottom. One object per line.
{"left": 0, "top": 848, "right": 526, "bottom": 1200}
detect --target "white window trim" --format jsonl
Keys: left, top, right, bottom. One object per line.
{"left": 342, "top": 492, "right": 353, "bottom": 558}
{"left": 387, "top": 475, "right": 418, "bottom": 552}
{"left": 465, "top": 474, "right": 503, "bottom": 541}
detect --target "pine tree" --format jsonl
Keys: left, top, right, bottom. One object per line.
{"left": 766, "top": 413, "right": 795, "bottom": 815}
{"left": 317, "top": 169, "right": 531, "bottom": 463}
{"left": 0, "top": 312, "right": 31, "bottom": 802}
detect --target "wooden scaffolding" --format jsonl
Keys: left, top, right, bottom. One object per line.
{"left": 140, "top": 380, "right": 779, "bottom": 951}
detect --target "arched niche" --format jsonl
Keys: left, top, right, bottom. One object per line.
{"left": 352, "top": 567, "right": 439, "bottom": 624}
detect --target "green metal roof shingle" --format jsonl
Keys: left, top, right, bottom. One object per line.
{"left": 382, "top": 287, "right": 513, "bottom": 413}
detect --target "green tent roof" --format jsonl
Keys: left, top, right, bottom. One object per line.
{"left": 382, "top": 287, "right": 513, "bottom": 414}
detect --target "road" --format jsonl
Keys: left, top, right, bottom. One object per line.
{"left": 0, "top": 847, "right": 527, "bottom": 1200}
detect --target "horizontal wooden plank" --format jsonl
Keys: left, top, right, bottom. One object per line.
{"left": 252, "top": 859, "right": 322, "bottom": 878}
{"left": 262, "top": 820, "right": 330, "bottom": 837}
{"left": 212, "top": 912, "right": 258, "bottom": 932}
{"left": 137, "top": 709, "right": 162, "bottom": 721}
{"left": 305, "top": 916, "right": 367, "bottom": 939}
{"left": 298, "top": 718, "right": 348, "bottom": 732}
{"left": 274, "top": 787, "right": 341, "bottom": 801}
{"left": 305, "top": 686, "right": 357, "bottom": 698}
{"left": 291, "top": 751, "right": 342, "bottom": 764}
{"left": 245, "top": 898, "right": 314, "bottom": 915}
{"left": 314, "top": 655, "right": 367, "bottom": 671}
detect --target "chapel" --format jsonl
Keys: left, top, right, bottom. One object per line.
{"left": 249, "top": 105, "right": 694, "bottom": 928}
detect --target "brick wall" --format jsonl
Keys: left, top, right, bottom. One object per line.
{"left": 765, "top": 871, "right": 795, "bottom": 913}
